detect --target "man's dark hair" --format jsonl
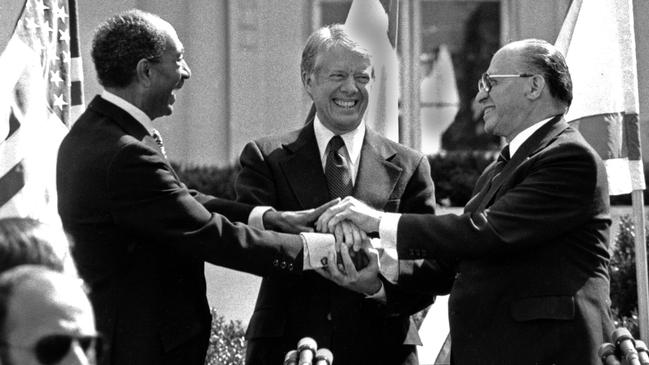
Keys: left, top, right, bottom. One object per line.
{"left": 0, "top": 218, "right": 65, "bottom": 273}
{"left": 300, "top": 23, "right": 373, "bottom": 78}
{"left": 91, "top": 9, "right": 167, "bottom": 88}
{"left": 518, "top": 39, "right": 573, "bottom": 107}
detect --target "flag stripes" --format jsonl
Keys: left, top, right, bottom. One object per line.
{"left": 555, "top": 0, "right": 644, "bottom": 196}
{"left": 0, "top": 0, "right": 84, "bottom": 223}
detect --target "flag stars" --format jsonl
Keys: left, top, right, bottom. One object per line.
{"left": 51, "top": 70, "right": 63, "bottom": 87}
{"left": 53, "top": 94, "right": 68, "bottom": 110}
{"left": 35, "top": 0, "right": 50, "bottom": 14}
{"left": 59, "top": 29, "right": 70, "bottom": 43}
{"left": 54, "top": 5, "right": 69, "bottom": 22}
{"left": 24, "top": 17, "right": 39, "bottom": 32}
{"left": 60, "top": 50, "right": 70, "bottom": 64}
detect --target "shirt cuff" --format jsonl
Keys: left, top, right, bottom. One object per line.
{"left": 249, "top": 206, "right": 273, "bottom": 230}
{"left": 364, "top": 280, "right": 386, "bottom": 303}
{"left": 300, "top": 232, "right": 335, "bottom": 270}
{"left": 378, "top": 212, "right": 401, "bottom": 251}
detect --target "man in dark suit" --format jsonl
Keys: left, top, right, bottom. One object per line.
{"left": 57, "top": 10, "right": 335, "bottom": 365}
{"left": 235, "top": 24, "right": 440, "bottom": 365}
{"left": 317, "top": 39, "right": 614, "bottom": 364}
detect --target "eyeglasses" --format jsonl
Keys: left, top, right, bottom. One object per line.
{"left": 1, "top": 334, "right": 104, "bottom": 365}
{"left": 478, "top": 73, "right": 534, "bottom": 93}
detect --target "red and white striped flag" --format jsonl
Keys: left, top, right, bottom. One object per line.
{"left": 0, "top": 0, "right": 84, "bottom": 224}
{"left": 555, "top": 0, "right": 644, "bottom": 195}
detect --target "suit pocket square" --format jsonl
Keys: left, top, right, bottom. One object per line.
{"left": 510, "top": 295, "right": 575, "bottom": 321}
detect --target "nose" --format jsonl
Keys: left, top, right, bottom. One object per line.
{"left": 181, "top": 59, "right": 191, "bottom": 79}
{"left": 475, "top": 88, "right": 488, "bottom": 104}
{"left": 339, "top": 75, "right": 357, "bottom": 93}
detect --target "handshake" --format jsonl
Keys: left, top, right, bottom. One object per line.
{"left": 267, "top": 197, "right": 386, "bottom": 296}
{"left": 599, "top": 327, "right": 649, "bottom": 365}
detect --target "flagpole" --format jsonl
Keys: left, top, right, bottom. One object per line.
{"left": 398, "top": 0, "right": 421, "bottom": 150}
{"left": 632, "top": 190, "right": 649, "bottom": 341}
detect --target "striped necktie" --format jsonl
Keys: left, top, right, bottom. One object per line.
{"left": 324, "top": 135, "right": 353, "bottom": 198}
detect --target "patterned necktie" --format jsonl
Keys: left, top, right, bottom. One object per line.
{"left": 325, "top": 135, "right": 353, "bottom": 199}
{"left": 151, "top": 129, "right": 168, "bottom": 159}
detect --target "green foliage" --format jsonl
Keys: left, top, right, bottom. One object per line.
{"left": 205, "top": 309, "right": 246, "bottom": 365}
{"left": 171, "top": 162, "right": 241, "bottom": 200}
{"left": 428, "top": 151, "right": 496, "bottom": 206}
{"left": 610, "top": 215, "right": 647, "bottom": 338}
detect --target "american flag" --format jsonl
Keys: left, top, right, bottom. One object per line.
{"left": 0, "top": 0, "right": 83, "bottom": 224}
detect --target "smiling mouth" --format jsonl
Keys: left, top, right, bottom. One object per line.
{"left": 333, "top": 99, "right": 357, "bottom": 108}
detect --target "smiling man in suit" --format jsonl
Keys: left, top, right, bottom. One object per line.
{"left": 57, "top": 10, "right": 336, "bottom": 365}
{"left": 235, "top": 24, "right": 441, "bottom": 365}
{"left": 317, "top": 39, "right": 614, "bottom": 365}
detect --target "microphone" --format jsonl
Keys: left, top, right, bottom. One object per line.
{"left": 314, "top": 348, "right": 334, "bottom": 365}
{"left": 297, "top": 337, "right": 317, "bottom": 365}
{"left": 598, "top": 343, "right": 621, "bottom": 365}
{"left": 636, "top": 340, "right": 649, "bottom": 365}
{"left": 612, "top": 327, "right": 641, "bottom": 365}
{"left": 284, "top": 350, "right": 298, "bottom": 365}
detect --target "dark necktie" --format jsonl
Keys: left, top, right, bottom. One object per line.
{"left": 491, "top": 145, "right": 510, "bottom": 181}
{"left": 151, "top": 129, "right": 168, "bottom": 159}
{"left": 325, "top": 135, "right": 353, "bottom": 199}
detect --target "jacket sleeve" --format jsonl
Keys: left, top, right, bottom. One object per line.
{"left": 397, "top": 142, "right": 608, "bottom": 260}
{"left": 106, "top": 141, "right": 301, "bottom": 277}
{"left": 382, "top": 155, "right": 455, "bottom": 315}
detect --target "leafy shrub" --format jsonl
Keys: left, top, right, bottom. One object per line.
{"left": 205, "top": 309, "right": 246, "bottom": 365}
{"left": 609, "top": 215, "right": 647, "bottom": 338}
{"left": 171, "top": 162, "right": 241, "bottom": 200}
{"left": 428, "top": 151, "right": 496, "bottom": 206}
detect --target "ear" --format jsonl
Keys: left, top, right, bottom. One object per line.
{"left": 135, "top": 59, "right": 153, "bottom": 87}
{"left": 301, "top": 71, "right": 313, "bottom": 97}
{"left": 526, "top": 74, "right": 545, "bottom": 100}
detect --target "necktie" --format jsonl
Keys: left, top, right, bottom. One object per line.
{"left": 324, "top": 135, "right": 353, "bottom": 199}
{"left": 151, "top": 129, "right": 168, "bottom": 159}
{"left": 491, "top": 145, "right": 510, "bottom": 181}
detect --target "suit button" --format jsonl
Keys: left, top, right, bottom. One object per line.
{"left": 326, "top": 313, "right": 332, "bottom": 321}
{"left": 288, "top": 263, "right": 294, "bottom": 271}
{"left": 273, "top": 259, "right": 279, "bottom": 267}
{"left": 280, "top": 261, "right": 287, "bottom": 269}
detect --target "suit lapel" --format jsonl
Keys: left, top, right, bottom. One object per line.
{"left": 354, "top": 129, "right": 402, "bottom": 210}
{"left": 475, "top": 115, "right": 568, "bottom": 211}
{"left": 89, "top": 95, "right": 180, "bottom": 180}
{"left": 279, "top": 123, "right": 331, "bottom": 209}
{"left": 89, "top": 96, "right": 161, "bottom": 155}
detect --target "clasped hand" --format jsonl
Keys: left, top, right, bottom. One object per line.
{"left": 314, "top": 197, "right": 385, "bottom": 296}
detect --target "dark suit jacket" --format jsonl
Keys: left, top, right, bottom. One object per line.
{"left": 396, "top": 116, "right": 614, "bottom": 365}
{"left": 57, "top": 96, "right": 302, "bottom": 365}
{"left": 235, "top": 122, "right": 440, "bottom": 365}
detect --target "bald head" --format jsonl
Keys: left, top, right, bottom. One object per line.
{"left": 0, "top": 266, "right": 96, "bottom": 365}
{"left": 498, "top": 39, "right": 572, "bottom": 107}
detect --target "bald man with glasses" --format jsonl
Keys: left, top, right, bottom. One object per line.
{"left": 0, "top": 265, "right": 101, "bottom": 365}
{"left": 317, "top": 39, "right": 614, "bottom": 364}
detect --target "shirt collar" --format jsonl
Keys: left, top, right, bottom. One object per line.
{"left": 313, "top": 116, "right": 365, "bottom": 168}
{"left": 101, "top": 90, "right": 155, "bottom": 135}
{"left": 509, "top": 116, "right": 555, "bottom": 157}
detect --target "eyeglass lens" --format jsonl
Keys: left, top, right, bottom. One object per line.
{"left": 479, "top": 73, "right": 491, "bottom": 92}
{"left": 35, "top": 335, "right": 100, "bottom": 365}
